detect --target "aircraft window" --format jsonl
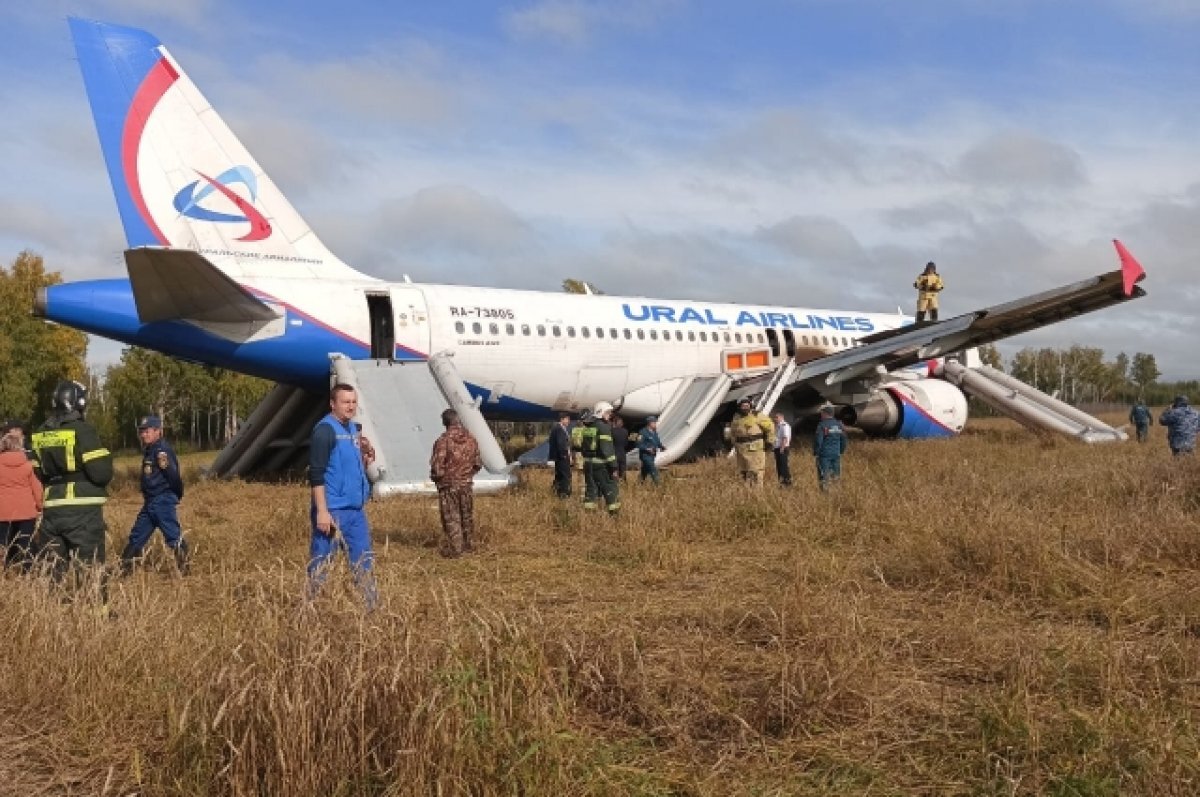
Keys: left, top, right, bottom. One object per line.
{"left": 611, "top": 328, "right": 618, "bottom": 338}
{"left": 637, "top": 329, "right": 645, "bottom": 340}
{"left": 489, "top": 323, "right": 500, "bottom": 335}
{"left": 724, "top": 332, "right": 731, "bottom": 343}
{"left": 822, "top": 335, "right": 829, "bottom": 345}
{"left": 624, "top": 329, "right": 632, "bottom": 340}
{"left": 537, "top": 325, "right": 546, "bottom": 336}
{"left": 581, "top": 327, "right": 590, "bottom": 338}
{"left": 521, "top": 324, "right": 531, "bottom": 336}
{"left": 455, "top": 321, "right": 465, "bottom": 334}
{"left": 735, "top": 333, "right": 743, "bottom": 343}
{"left": 595, "top": 328, "right": 604, "bottom": 339}
{"left": 472, "top": 322, "right": 482, "bottom": 334}
{"left": 675, "top": 330, "right": 683, "bottom": 341}
{"left": 505, "top": 324, "right": 514, "bottom": 335}
{"left": 567, "top": 326, "right": 576, "bottom": 338}
{"left": 688, "top": 330, "right": 695, "bottom": 342}
{"left": 552, "top": 326, "right": 561, "bottom": 337}
{"left": 699, "top": 331, "right": 707, "bottom": 342}
{"left": 650, "top": 330, "right": 658, "bottom": 340}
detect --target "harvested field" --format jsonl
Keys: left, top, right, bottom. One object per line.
{"left": 1, "top": 416, "right": 1198, "bottom": 795}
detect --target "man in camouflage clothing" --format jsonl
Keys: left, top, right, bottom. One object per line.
{"left": 1158, "top": 395, "right": 1200, "bottom": 456}
{"left": 430, "top": 409, "right": 482, "bottom": 557}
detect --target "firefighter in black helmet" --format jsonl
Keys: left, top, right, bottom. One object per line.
{"left": 30, "top": 380, "right": 113, "bottom": 584}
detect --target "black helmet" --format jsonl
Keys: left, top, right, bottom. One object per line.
{"left": 51, "top": 380, "right": 88, "bottom": 416}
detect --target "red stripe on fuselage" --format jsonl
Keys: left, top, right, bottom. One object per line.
{"left": 122, "top": 57, "right": 177, "bottom": 246}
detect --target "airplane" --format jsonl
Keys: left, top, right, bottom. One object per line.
{"left": 36, "top": 19, "right": 1147, "bottom": 494}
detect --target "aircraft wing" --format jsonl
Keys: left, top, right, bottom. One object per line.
{"left": 124, "top": 247, "right": 281, "bottom": 324}
{"left": 773, "top": 239, "right": 1147, "bottom": 391}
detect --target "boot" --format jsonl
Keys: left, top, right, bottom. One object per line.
{"left": 929, "top": 308, "right": 938, "bottom": 321}
{"left": 915, "top": 310, "right": 926, "bottom": 323}
{"left": 117, "top": 542, "right": 139, "bottom": 577}
{"left": 173, "top": 539, "right": 191, "bottom": 575}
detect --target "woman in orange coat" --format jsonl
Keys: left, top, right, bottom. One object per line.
{"left": 0, "top": 425, "right": 43, "bottom": 570}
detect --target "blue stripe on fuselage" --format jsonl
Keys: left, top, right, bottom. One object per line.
{"left": 41, "top": 279, "right": 421, "bottom": 389}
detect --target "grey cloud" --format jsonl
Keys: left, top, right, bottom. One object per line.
{"left": 755, "top": 215, "right": 869, "bottom": 265}
{"left": 368, "top": 185, "right": 537, "bottom": 258}
{"left": 229, "top": 116, "right": 366, "bottom": 199}
{"left": 955, "top": 132, "right": 1088, "bottom": 189}
{"left": 706, "top": 110, "right": 867, "bottom": 180}
{"left": 881, "top": 201, "right": 976, "bottom": 231}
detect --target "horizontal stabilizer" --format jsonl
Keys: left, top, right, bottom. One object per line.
{"left": 124, "top": 248, "right": 281, "bottom": 324}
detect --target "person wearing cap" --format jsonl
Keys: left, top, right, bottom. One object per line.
{"left": 913, "top": 261, "right": 944, "bottom": 323}
{"left": 771, "top": 411, "right": 793, "bottom": 487}
{"left": 31, "top": 380, "right": 113, "bottom": 585}
{"left": 813, "top": 404, "right": 849, "bottom": 491}
{"left": 636, "top": 415, "right": 665, "bottom": 486}
{"left": 547, "top": 411, "right": 573, "bottom": 498}
{"left": 1159, "top": 395, "right": 1200, "bottom": 456}
{"left": 0, "top": 422, "right": 42, "bottom": 571}
{"left": 728, "top": 398, "right": 774, "bottom": 487}
{"left": 118, "top": 414, "right": 189, "bottom": 575}
{"left": 430, "top": 408, "right": 483, "bottom": 558}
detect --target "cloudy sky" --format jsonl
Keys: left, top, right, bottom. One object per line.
{"left": 1, "top": 0, "right": 1197, "bottom": 376}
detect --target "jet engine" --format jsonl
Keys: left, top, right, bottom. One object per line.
{"left": 838, "top": 379, "right": 968, "bottom": 438}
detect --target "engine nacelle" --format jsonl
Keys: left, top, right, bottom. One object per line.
{"left": 841, "top": 380, "right": 968, "bottom": 438}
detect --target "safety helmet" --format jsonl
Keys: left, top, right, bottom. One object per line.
{"left": 578, "top": 409, "right": 593, "bottom": 423}
{"left": 51, "top": 380, "right": 88, "bottom": 416}
{"left": 593, "top": 400, "right": 614, "bottom": 417}
{"left": 1175, "top": 395, "right": 1189, "bottom": 407}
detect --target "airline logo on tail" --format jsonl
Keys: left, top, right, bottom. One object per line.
{"left": 172, "top": 166, "right": 273, "bottom": 242}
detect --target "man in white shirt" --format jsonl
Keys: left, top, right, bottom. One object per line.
{"left": 772, "top": 412, "right": 792, "bottom": 486}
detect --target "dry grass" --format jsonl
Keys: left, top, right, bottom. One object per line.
{"left": 1, "top": 417, "right": 1198, "bottom": 795}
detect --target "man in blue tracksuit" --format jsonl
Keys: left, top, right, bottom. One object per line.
{"left": 812, "top": 404, "right": 848, "bottom": 491}
{"left": 119, "top": 415, "right": 189, "bottom": 575}
{"left": 308, "top": 383, "right": 377, "bottom": 607}
{"left": 636, "top": 416, "right": 665, "bottom": 486}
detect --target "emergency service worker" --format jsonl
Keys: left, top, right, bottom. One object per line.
{"left": 728, "top": 398, "right": 774, "bottom": 487}
{"left": 636, "top": 416, "right": 665, "bottom": 486}
{"left": 308, "top": 383, "right": 377, "bottom": 607}
{"left": 119, "top": 415, "right": 189, "bottom": 575}
{"left": 913, "top": 261, "right": 944, "bottom": 323}
{"left": 1128, "top": 401, "right": 1152, "bottom": 444}
{"left": 813, "top": 404, "right": 849, "bottom": 491}
{"left": 31, "top": 380, "right": 113, "bottom": 584}
{"left": 1159, "top": 395, "right": 1200, "bottom": 456}
{"left": 581, "top": 401, "right": 620, "bottom": 515}
{"left": 430, "top": 409, "right": 482, "bottom": 557}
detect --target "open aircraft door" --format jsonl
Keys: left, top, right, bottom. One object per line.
{"left": 367, "top": 287, "right": 430, "bottom": 360}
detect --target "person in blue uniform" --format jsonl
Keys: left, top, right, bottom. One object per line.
{"left": 1128, "top": 401, "right": 1152, "bottom": 443}
{"left": 1159, "top": 395, "right": 1200, "bottom": 456}
{"left": 636, "top": 416, "right": 665, "bottom": 486}
{"left": 308, "top": 383, "right": 378, "bottom": 607}
{"left": 812, "top": 405, "right": 849, "bottom": 491}
{"left": 119, "top": 415, "right": 189, "bottom": 575}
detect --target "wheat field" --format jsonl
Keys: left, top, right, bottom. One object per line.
{"left": 0, "top": 416, "right": 1197, "bottom": 796}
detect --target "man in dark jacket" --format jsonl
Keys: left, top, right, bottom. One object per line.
{"left": 547, "top": 411, "right": 573, "bottom": 498}
{"left": 430, "top": 409, "right": 482, "bottom": 557}
{"left": 611, "top": 415, "right": 630, "bottom": 482}
{"left": 31, "top": 380, "right": 113, "bottom": 585}
{"left": 119, "top": 415, "right": 189, "bottom": 575}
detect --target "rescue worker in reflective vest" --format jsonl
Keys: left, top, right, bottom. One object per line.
{"left": 119, "top": 415, "right": 189, "bottom": 575}
{"left": 813, "top": 404, "right": 849, "bottom": 491}
{"left": 581, "top": 401, "right": 620, "bottom": 515}
{"left": 913, "top": 261, "right": 944, "bottom": 323}
{"left": 1128, "top": 401, "right": 1152, "bottom": 444}
{"left": 729, "top": 398, "right": 774, "bottom": 487}
{"left": 30, "top": 380, "right": 113, "bottom": 584}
